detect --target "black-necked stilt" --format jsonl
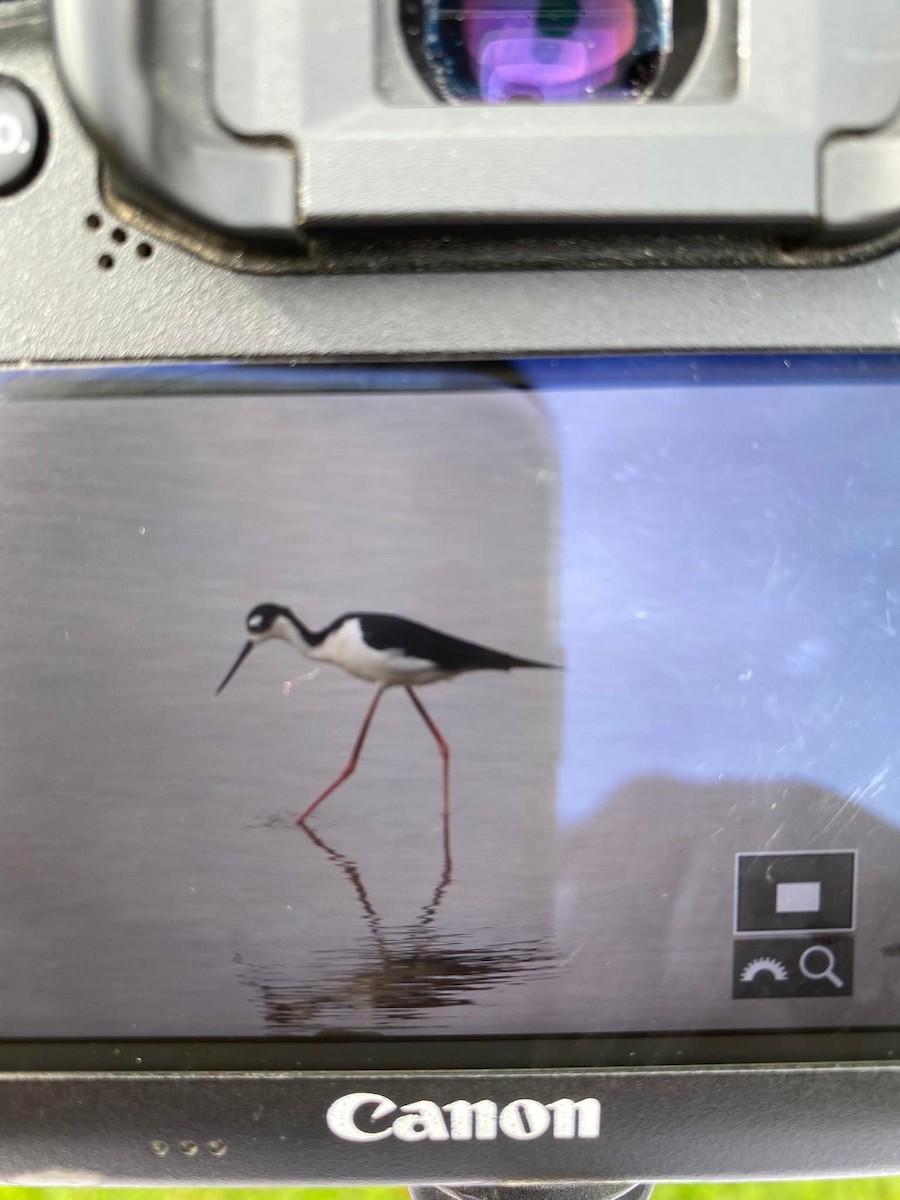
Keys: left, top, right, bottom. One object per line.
{"left": 216, "top": 603, "right": 558, "bottom": 832}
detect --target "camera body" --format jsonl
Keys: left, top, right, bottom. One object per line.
{"left": 3, "top": 0, "right": 900, "bottom": 1189}
{"left": 3, "top": 0, "right": 900, "bottom": 363}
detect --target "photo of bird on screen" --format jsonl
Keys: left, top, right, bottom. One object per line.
{"left": 216, "top": 602, "right": 559, "bottom": 835}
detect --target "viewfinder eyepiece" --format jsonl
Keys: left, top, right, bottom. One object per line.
{"left": 403, "top": 0, "right": 673, "bottom": 103}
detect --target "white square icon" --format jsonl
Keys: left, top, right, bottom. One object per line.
{"left": 775, "top": 881, "right": 821, "bottom": 914}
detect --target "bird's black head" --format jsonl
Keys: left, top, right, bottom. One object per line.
{"left": 246, "top": 603, "right": 289, "bottom": 639}
{"left": 216, "top": 602, "right": 296, "bottom": 696}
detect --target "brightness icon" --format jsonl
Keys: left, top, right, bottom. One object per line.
{"left": 739, "top": 956, "right": 789, "bottom": 983}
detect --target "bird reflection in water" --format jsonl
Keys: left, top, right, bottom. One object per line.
{"left": 237, "top": 823, "right": 557, "bottom": 1035}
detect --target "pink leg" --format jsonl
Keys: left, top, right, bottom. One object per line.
{"left": 406, "top": 687, "right": 452, "bottom": 871}
{"left": 297, "top": 687, "right": 387, "bottom": 824}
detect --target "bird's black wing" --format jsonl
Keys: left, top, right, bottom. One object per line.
{"left": 353, "top": 613, "right": 556, "bottom": 673}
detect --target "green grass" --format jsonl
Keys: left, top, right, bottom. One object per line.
{"left": 1, "top": 1183, "right": 900, "bottom": 1200}
{"left": 658, "top": 1183, "right": 900, "bottom": 1200}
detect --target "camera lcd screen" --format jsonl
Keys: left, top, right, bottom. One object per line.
{"left": 2, "top": 356, "right": 900, "bottom": 1052}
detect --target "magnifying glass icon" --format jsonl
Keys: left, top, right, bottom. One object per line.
{"left": 799, "top": 944, "right": 845, "bottom": 989}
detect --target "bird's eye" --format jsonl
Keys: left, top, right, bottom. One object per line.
{"left": 249, "top": 615, "right": 264, "bottom": 631}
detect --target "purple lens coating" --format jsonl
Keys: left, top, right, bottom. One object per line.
{"left": 462, "top": 1, "right": 640, "bottom": 101}
{"left": 412, "top": 1, "right": 667, "bottom": 103}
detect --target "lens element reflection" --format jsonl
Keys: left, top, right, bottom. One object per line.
{"left": 411, "top": 0, "right": 671, "bottom": 103}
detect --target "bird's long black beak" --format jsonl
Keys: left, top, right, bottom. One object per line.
{"left": 216, "top": 640, "right": 253, "bottom": 695}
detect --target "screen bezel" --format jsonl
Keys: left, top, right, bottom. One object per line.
{"left": 3, "top": 351, "right": 900, "bottom": 1079}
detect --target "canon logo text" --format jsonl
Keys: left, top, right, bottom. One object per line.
{"left": 326, "top": 1092, "right": 601, "bottom": 1143}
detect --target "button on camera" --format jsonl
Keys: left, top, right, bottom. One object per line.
{"left": 733, "top": 937, "right": 854, "bottom": 999}
{"left": 0, "top": 79, "right": 45, "bottom": 196}
{"left": 735, "top": 851, "right": 856, "bottom": 934}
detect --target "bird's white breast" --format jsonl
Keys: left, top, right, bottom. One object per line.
{"left": 309, "top": 618, "right": 447, "bottom": 686}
